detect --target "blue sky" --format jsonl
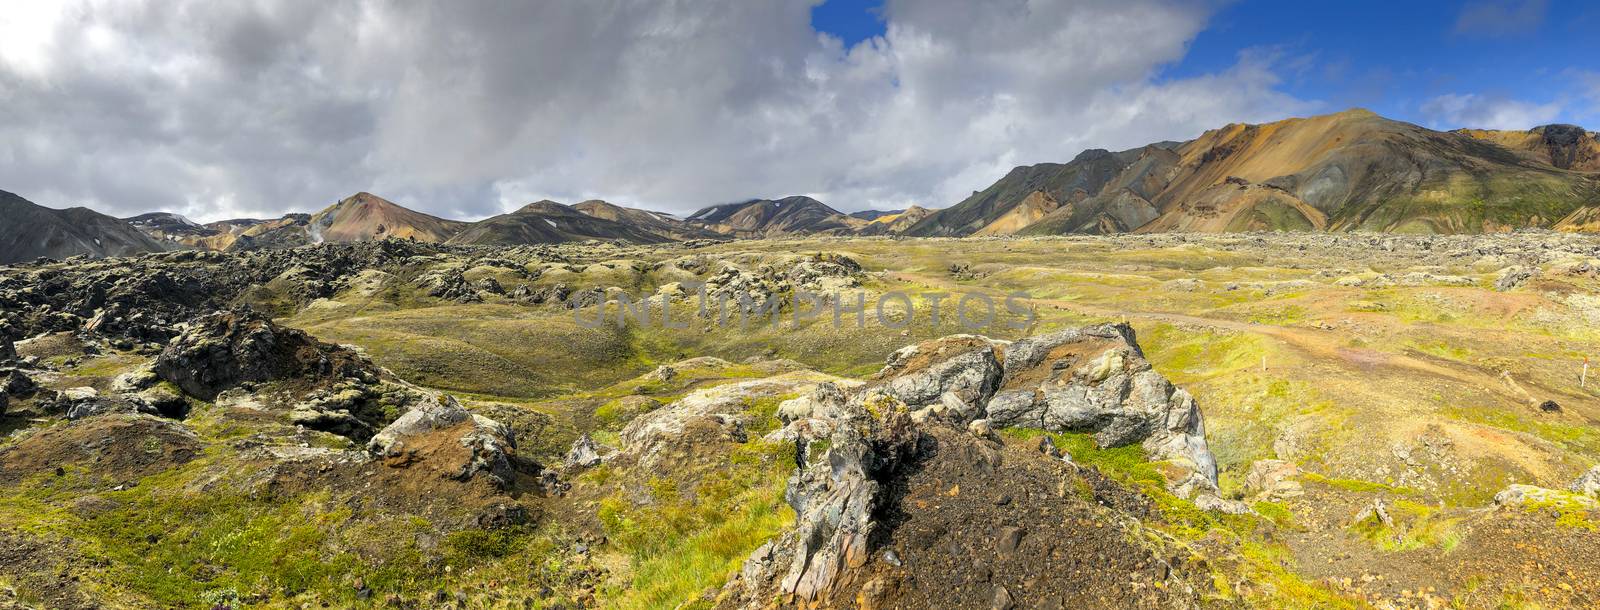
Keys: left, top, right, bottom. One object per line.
{"left": 813, "top": 0, "right": 1600, "bottom": 129}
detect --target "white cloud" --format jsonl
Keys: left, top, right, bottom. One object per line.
{"left": 1418, "top": 93, "right": 1562, "bottom": 130}
{"left": 0, "top": 0, "right": 1319, "bottom": 222}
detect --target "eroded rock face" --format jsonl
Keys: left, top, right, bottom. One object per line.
{"left": 154, "top": 310, "right": 375, "bottom": 401}
{"left": 724, "top": 395, "right": 920, "bottom": 606}
{"left": 368, "top": 393, "right": 520, "bottom": 489}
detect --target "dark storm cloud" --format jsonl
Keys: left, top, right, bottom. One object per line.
{"left": 0, "top": 0, "right": 1315, "bottom": 222}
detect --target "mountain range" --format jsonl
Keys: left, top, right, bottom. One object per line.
{"left": 3, "top": 109, "right": 1598, "bottom": 263}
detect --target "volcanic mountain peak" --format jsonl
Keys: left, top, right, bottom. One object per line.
{"left": 685, "top": 195, "right": 860, "bottom": 236}
{"left": 0, "top": 189, "right": 165, "bottom": 263}
{"left": 920, "top": 108, "right": 1600, "bottom": 237}
{"left": 309, "top": 192, "right": 466, "bottom": 243}
{"left": 446, "top": 198, "right": 671, "bottom": 246}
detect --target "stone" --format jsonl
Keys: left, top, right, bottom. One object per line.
{"left": 564, "top": 433, "right": 605, "bottom": 469}
{"left": 154, "top": 310, "right": 374, "bottom": 401}
{"left": 368, "top": 393, "right": 520, "bottom": 488}
{"left": 994, "top": 526, "right": 1024, "bottom": 555}
{"left": 1244, "top": 459, "right": 1303, "bottom": 498}
{"left": 1570, "top": 465, "right": 1600, "bottom": 497}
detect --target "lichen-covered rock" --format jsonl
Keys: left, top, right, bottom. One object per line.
{"left": 1494, "top": 484, "right": 1600, "bottom": 509}
{"left": 870, "top": 335, "right": 1002, "bottom": 416}
{"left": 154, "top": 310, "right": 375, "bottom": 401}
{"left": 723, "top": 395, "right": 919, "bottom": 606}
{"left": 368, "top": 393, "right": 519, "bottom": 488}
{"left": 563, "top": 433, "right": 607, "bottom": 469}
{"left": 1571, "top": 465, "right": 1600, "bottom": 498}
{"left": 983, "top": 324, "right": 1219, "bottom": 495}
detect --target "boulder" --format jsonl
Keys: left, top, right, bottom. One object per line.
{"left": 1244, "top": 459, "right": 1303, "bottom": 499}
{"left": 154, "top": 310, "right": 375, "bottom": 401}
{"left": 563, "top": 433, "right": 606, "bottom": 469}
{"left": 368, "top": 393, "right": 520, "bottom": 488}
{"left": 0, "top": 337, "right": 14, "bottom": 363}
{"left": 1494, "top": 266, "right": 1536, "bottom": 292}
{"left": 983, "top": 324, "right": 1219, "bottom": 494}
{"left": 1571, "top": 465, "right": 1600, "bottom": 498}
{"left": 871, "top": 335, "right": 1002, "bottom": 417}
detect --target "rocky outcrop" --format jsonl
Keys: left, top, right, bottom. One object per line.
{"left": 984, "top": 324, "right": 1219, "bottom": 496}
{"left": 154, "top": 310, "right": 376, "bottom": 401}
{"left": 368, "top": 393, "right": 520, "bottom": 489}
{"left": 871, "top": 335, "right": 1002, "bottom": 417}
{"left": 723, "top": 393, "right": 920, "bottom": 606}
{"left": 718, "top": 326, "right": 1229, "bottom": 607}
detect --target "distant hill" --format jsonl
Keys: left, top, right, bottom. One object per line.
{"left": 685, "top": 196, "right": 863, "bottom": 236}
{"left": 848, "top": 209, "right": 903, "bottom": 221}
{"left": 916, "top": 110, "right": 1600, "bottom": 236}
{"left": 226, "top": 192, "right": 465, "bottom": 250}
{"left": 447, "top": 200, "right": 672, "bottom": 246}
{"left": 0, "top": 190, "right": 165, "bottom": 264}
{"left": 572, "top": 200, "right": 721, "bottom": 241}
{"left": 856, "top": 205, "right": 937, "bottom": 236}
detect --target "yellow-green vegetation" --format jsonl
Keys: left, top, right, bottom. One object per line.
{"left": 597, "top": 440, "right": 797, "bottom": 609}
{"left": 1301, "top": 472, "right": 1418, "bottom": 496}
{"left": 1350, "top": 499, "right": 1464, "bottom": 552}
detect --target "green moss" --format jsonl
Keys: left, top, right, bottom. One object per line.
{"left": 1301, "top": 472, "right": 1418, "bottom": 496}
{"left": 598, "top": 440, "right": 797, "bottom": 610}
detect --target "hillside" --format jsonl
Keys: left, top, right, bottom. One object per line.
{"left": 0, "top": 190, "right": 165, "bottom": 263}
{"left": 1457, "top": 124, "right": 1600, "bottom": 172}
{"left": 447, "top": 200, "right": 672, "bottom": 245}
{"left": 904, "top": 147, "right": 1148, "bottom": 236}
{"left": 856, "top": 205, "right": 936, "bottom": 235}
{"left": 932, "top": 110, "right": 1600, "bottom": 236}
{"left": 685, "top": 196, "right": 862, "bottom": 236}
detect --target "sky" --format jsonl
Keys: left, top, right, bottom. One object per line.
{"left": 0, "top": 0, "right": 1596, "bottom": 222}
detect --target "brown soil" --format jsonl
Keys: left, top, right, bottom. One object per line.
{"left": 0, "top": 414, "right": 201, "bottom": 487}
{"left": 817, "top": 426, "right": 1217, "bottom": 610}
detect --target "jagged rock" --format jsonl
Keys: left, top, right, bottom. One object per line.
{"left": 784, "top": 253, "right": 862, "bottom": 292}
{"left": 0, "top": 337, "right": 14, "bottom": 363}
{"left": 368, "top": 393, "right": 519, "bottom": 488}
{"left": 871, "top": 335, "right": 1002, "bottom": 416}
{"left": 418, "top": 268, "right": 482, "bottom": 303}
{"left": 154, "top": 310, "right": 376, "bottom": 401}
{"left": 983, "top": 324, "right": 1219, "bottom": 496}
{"left": 723, "top": 395, "right": 919, "bottom": 606}
{"left": 1353, "top": 498, "right": 1395, "bottom": 528}
{"left": 1494, "top": 265, "right": 1536, "bottom": 292}
{"left": 1571, "top": 466, "right": 1600, "bottom": 497}
{"left": 563, "top": 433, "right": 606, "bottom": 469}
